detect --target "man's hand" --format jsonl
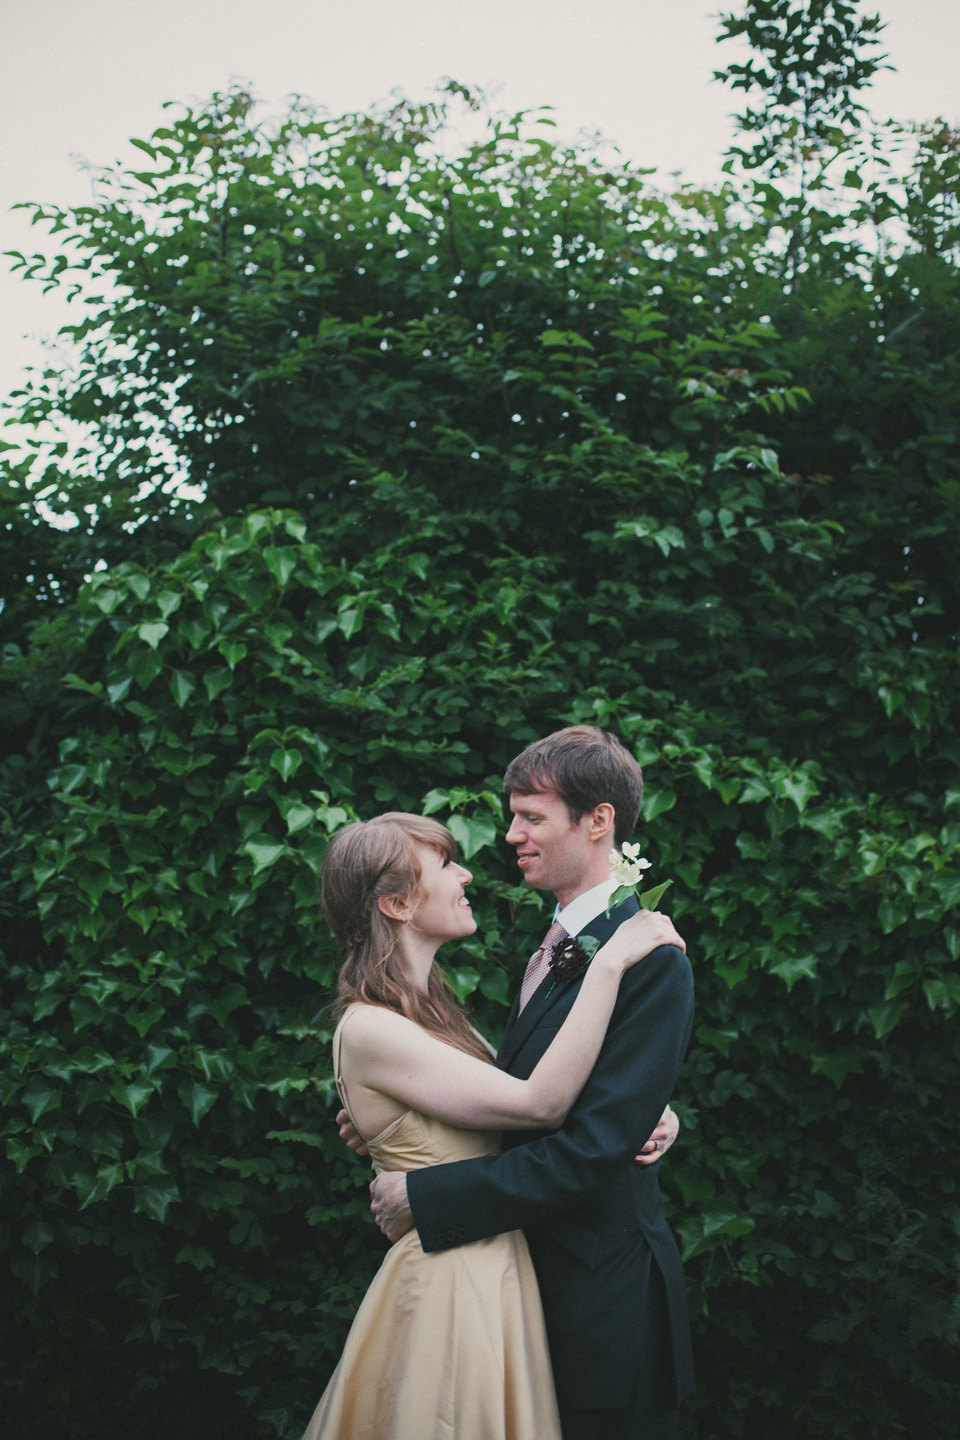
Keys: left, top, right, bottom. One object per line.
{"left": 336, "top": 1108, "right": 370, "bottom": 1158}
{"left": 370, "top": 1170, "right": 415, "bottom": 1243}
{"left": 634, "top": 1104, "right": 679, "bottom": 1166}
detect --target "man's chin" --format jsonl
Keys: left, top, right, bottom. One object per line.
{"left": 520, "top": 870, "right": 550, "bottom": 890}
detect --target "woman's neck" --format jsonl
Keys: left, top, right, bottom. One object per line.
{"left": 393, "top": 930, "right": 439, "bottom": 994}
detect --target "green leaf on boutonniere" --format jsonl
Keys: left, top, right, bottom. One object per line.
{"left": 639, "top": 879, "right": 672, "bottom": 911}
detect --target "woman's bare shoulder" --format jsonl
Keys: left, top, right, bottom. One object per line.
{"left": 339, "top": 1003, "right": 418, "bottom": 1048}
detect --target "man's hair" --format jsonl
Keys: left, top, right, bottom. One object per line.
{"left": 503, "top": 726, "right": 644, "bottom": 848}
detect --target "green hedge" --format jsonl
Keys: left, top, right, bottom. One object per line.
{"left": 3, "top": 502, "right": 958, "bottom": 1436}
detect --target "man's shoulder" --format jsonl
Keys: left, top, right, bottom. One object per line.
{"left": 618, "top": 942, "right": 693, "bottom": 1002}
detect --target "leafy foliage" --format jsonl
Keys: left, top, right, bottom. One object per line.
{"left": 716, "top": 0, "right": 889, "bottom": 172}
{"left": 2, "top": 8, "right": 959, "bottom": 1437}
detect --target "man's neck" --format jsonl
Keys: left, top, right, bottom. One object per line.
{"left": 552, "top": 864, "right": 612, "bottom": 911}
{"left": 554, "top": 878, "right": 617, "bottom": 935}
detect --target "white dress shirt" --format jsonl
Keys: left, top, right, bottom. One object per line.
{"left": 554, "top": 878, "right": 618, "bottom": 938}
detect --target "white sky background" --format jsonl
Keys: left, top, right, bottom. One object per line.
{"left": 1, "top": 0, "right": 958, "bottom": 409}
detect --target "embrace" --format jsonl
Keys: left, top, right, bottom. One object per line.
{"left": 303, "top": 726, "right": 695, "bottom": 1440}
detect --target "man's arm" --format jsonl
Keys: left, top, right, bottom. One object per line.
{"left": 336, "top": 1110, "right": 370, "bottom": 1157}
{"left": 370, "top": 1100, "right": 680, "bottom": 1240}
{"left": 384, "top": 945, "right": 692, "bottom": 1251}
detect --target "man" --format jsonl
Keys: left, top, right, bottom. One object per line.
{"left": 367, "top": 726, "right": 695, "bottom": 1439}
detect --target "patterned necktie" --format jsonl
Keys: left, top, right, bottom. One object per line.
{"left": 518, "top": 919, "right": 568, "bottom": 1011}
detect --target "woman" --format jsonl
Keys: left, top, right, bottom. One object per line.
{"left": 303, "top": 813, "right": 678, "bottom": 1440}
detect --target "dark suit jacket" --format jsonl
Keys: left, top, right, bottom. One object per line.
{"left": 407, "top": 899, "right": 695, "bottom": 1412}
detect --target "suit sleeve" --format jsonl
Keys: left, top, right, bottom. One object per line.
{"left": 407, "top": 944, "right": 693, "bottom": 1252}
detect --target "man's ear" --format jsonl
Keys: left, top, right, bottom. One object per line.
{"left": 377, "top": 893, "right": 412, "bottom": 921}
{"left": 587, "top": 803, "right": 615, "bottom": 842}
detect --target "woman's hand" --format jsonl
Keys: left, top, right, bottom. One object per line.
{"left": 599, "top": 909, "right": 685, "bottom": 972}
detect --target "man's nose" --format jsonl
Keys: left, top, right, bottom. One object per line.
{"left": 505, "top": 818, "right": 523, "bottom": 845}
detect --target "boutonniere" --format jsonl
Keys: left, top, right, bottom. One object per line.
{"left": 544, "top": 933, "right": 600, "bottom": 999}
{"left": 607, "top": 842, "right": 672, "bottom": 915}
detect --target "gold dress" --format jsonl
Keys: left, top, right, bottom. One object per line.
{"left": 301, "top": 1014, "right": 561, "bottom": 1440}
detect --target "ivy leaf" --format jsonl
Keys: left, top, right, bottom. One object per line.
{"left": 269, "top": 747, "right": 302, "bottom": 781}
{"left": 180, "top": 1082, "right": 218, "bottom": 1126}
{"left": 282, "top": 802, "right": 315, "bottom": 835}
{"left": 134, "top": 1179, "right": 181, "bottom": 1223}
{"left": 169, "top": 670, "right": 197, "bottom": 707}
{"left": 242, "top": 837, "right": 286, "bottom": 874}
{"left": 263, "top": 547, "right": 297, "bottom": 586}
{"left": 643, "top": 788, "right": 677, "bottom": 821}
{"left": 447, "top": 813, "right": 497, "bottom": 860}
{"left": 22, "top": 1082, "right": 62, "bottom": 1124}
{"left": 112, "top": 1080, "right": 155, "bottom": 1117}
{"left": 444, "top": 966, "right": 480, "bottom": 1001}
{"left": 137, "top": 621, "right": 169, "bottom": 650}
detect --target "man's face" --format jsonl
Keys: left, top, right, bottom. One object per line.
{"left": 505, "top": 790, "right": 595, "bottom": 904}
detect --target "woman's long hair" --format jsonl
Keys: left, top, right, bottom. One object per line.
{"left": 322, "top": 812, "right": 493, "bottom": 1065}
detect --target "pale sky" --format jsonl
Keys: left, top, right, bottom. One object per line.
{"left": 1, "top": 0, "right": 958, "bottom": 408}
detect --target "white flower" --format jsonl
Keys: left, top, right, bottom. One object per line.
{"left": 609, "top": 846, "right": 652, "bottom": 887}
{"left": 606, "top": 841, "right": 671, "bottom": 917}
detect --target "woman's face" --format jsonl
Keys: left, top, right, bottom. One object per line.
{"left": 408, "top": 844, "right": 476, "bottom": 945}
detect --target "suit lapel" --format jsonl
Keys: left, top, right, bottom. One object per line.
{"left": 498, "top": 898, "right": 639, "bottom": 1073}
{"left": 498, "top": 975, "right": 554, "bottom": 1070}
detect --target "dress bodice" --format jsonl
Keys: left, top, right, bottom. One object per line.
{"left": 364, "top": 1106, "right": 499, "bottom": 1172}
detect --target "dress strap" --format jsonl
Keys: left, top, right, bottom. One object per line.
{"left": 332, "top": 1008, "right": 368, "bottom": 1144}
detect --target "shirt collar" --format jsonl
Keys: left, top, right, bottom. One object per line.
{"left": 554, "top": 878, "right": 617, "bottom": 937}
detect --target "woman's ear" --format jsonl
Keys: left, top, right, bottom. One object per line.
{"left": 377, "top": 893, "right": 412, "bottom": 922}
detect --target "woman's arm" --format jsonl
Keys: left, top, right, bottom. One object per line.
{"left": 341, "top": 910, "right": 678, "bottom": 1133}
